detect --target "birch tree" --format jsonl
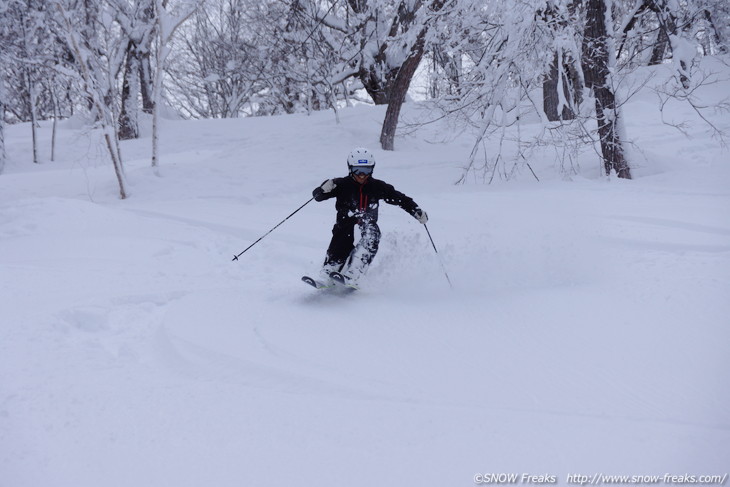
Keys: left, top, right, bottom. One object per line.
{"left": 54, "top": 0, "right": 128, "bottom": 198}
{"left": 19, "top": 1, "right": 43, "bottom": 163}
{"left": 112, "top": 0, "right": 156, "bottom": 140}
{"left": 151, "top": 0, "right": 197, "bottom": 171}
{"left": 2, "top": 0, "right": 49, "bottom": 164}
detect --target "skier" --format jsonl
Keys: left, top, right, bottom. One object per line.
{"left": 312, "top": 147, "right": 428, "bottom": 285}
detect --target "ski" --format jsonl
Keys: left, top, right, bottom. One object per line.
{"left": 301, "top": 273, "right": 358, "bottom": 294}
{"left": 301, "top": 276, "right": 333, "bottom": 290}
{"left": 329, "top": 271, "right": 359, "bottom": 291}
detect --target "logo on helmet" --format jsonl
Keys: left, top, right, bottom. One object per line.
{"left": 358, "top": 159, "right": 368, "bottom": 164}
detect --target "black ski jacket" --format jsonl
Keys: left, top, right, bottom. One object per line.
{"left": 313, "top": 176, "right": 421, "bottom": 224}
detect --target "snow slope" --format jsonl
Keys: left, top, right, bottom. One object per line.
{"left": 1, "top": 63, "right": 729, "bottom": 486}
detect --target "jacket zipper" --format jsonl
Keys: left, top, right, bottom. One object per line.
{"left": 359, "top": 185, "right": 368, "bottom": 211}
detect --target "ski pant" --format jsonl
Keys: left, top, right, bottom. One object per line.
{"left": 323, "top": 217, "right": 381, "bottom": 280}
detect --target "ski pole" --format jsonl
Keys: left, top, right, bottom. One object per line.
{"left": 232, "top": 197, "right": 314, "bottom": 261}
{"left": 424, "top": 223, "right": 453, "bottom": 289}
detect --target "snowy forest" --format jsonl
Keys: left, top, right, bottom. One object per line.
{"left": 1, "top": 0, "right": 729, "bottom": 195}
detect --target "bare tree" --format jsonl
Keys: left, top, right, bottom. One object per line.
{"left": 151, "top": 0, "right": 197, "bottom": 171}
{"left": 581, "top": 0, "right": 631, "bottom": 178}
{"left": 166, "top": 0, "right": 452, "bottom": 141}
{"left": 702, "top": 5, "right": 728, "bottom": 54}
{"left": 256, "top": 0, "right": 453, "bottom": 149}
{"left": 54, "top": 0, "right": 128, "bottom": 198}
{"left": 2, "top": 0, "right": 50, "bottom": 164}
{"left": 379, "top": 0, "right": 448, "bottom": 150}
{"left": 113, "top": 0, "right": 156, "bottom": 140}
{"left": 20, "top": 1, "right": 41, "bottom": 163}
{"left": 645, "top": 0, "right": 690, "bottom": 89}
{"left": 428, "top": 44, "right": 463, "bottom": 99}
{"left": 165, "top": 0, "right": 271, "bottom": 119}
{"left": 541, "top": 0, "right": 583, "bottom": 122}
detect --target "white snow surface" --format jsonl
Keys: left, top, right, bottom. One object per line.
{"left": 1, "top": 63, "right": 729, "bottom": 486}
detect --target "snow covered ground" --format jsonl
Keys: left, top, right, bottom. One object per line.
{"left": 1, "top": 62, "right": 729, "bottom": 486}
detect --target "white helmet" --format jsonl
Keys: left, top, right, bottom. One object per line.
{"left": 347, "top": 147, "right": 375, "bottom": 175}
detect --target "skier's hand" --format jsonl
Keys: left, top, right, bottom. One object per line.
{"left": 320, "top": 179, "right": 336, "bottom": 193}
{"left": 313, "top": 179, "right": 337, "bottom": 201}
{"left": 414, "top": 208, "right": 428, "bottom": 224}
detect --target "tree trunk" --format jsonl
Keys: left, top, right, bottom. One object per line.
{"left": 360, "top": 66, "right": 399, "bottom": 105}
{"left": 358, "top": 0, "right": 439, "bottom": 107}
{"left": 151, "top": 0, "right": 195, "bottom": 170}
{"left": 139, "top": 0, "right": 156, "bottom": 114}
{"left": 56, "top": 2, "right": 128, "bottom": 198}
{"left": 543, "top": 51, "right": 578, "bottom": 121}
{"left": 581, "top": 0, "right": 631, "bottom": 179}
{"left": 380, "top": 0, "right": 446, "bottom": 151}
{"left": 541, "top": 0, "right": 582, "bottom": 122}
{"left": 649, "top": 24, "right": 670, "bottom": 65}
{"left": 648, "top": 1, "right": 690, "bottom": 88}
{"left": 26, "top": 68, "right": 39, "bottom": 164}
{"left": 51, "top": 85, "right": 58, "bottom": 162}
{"left": 543, "top": 53, "right": 562, "bottom": 121}
{"left": 104, "top": 129, "right": 127, "bottom": 199}
{"left": 593, "top": 85, "right": 630, "bottom": 178}
{"left": 119, "top": 42, "right": 141, "bottom": 140}
{"left": 380, "top": 30, "right": 427, "bottom": 150}
{"left": 704, "top": 9, "right": 726, "bottom": 54}
{"left": 140, "top": 52, "right": 155, "bottom": 113}
{"left": 617, "top": 0, "right": 652, "bottom": 59}
{"left": 152, "top": 26, "right": 162, "bottom": 170}
{"left": 20, "top": 5, "right": 39, "bottom": 164}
